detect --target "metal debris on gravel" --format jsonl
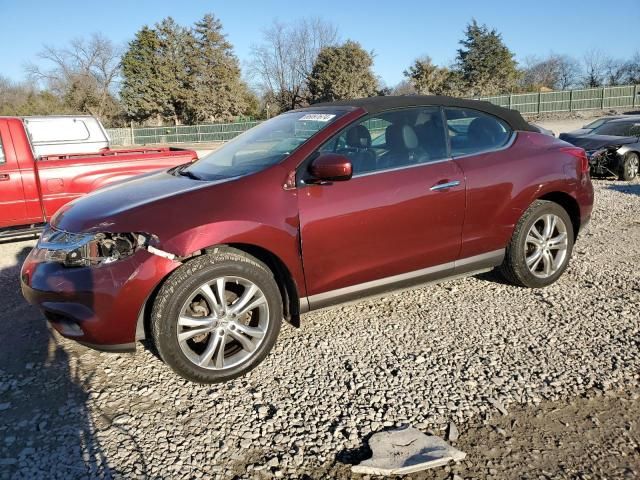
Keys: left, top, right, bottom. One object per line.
{"left": 351, "top": 426, "right": 466, "bottom": 475}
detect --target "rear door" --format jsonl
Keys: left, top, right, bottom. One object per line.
{"left": 298, "top": 106, "right": 466, "bottom": 307}
{"left": 0, "top": 121, "right": 29, "bottom": 227}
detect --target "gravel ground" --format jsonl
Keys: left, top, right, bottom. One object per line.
{"left": 0, "top": 178, "right": 638, "bottom": 480}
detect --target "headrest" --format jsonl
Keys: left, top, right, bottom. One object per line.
{"left": 345, "top": 125, "right": 372, "bottom": 148}
{"left": 468, "top": 117, "right": 503, "bottom": 144}
{"left": 385, "top": 124, "right": 419, "bottom": 150}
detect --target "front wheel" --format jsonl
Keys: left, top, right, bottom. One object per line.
{"left": 619, "top": 152, "right": 639, "bottom": 181}
{"left": 499, "top": 200, "right": 574, "bottom": 288}
{"left": 151, "top": 248, "right": 282, "bottom": 383}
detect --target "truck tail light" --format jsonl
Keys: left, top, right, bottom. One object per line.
{"left": 561, "top": 147, "right": 589, "bottom": 174}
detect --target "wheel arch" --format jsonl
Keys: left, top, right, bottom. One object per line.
{"left": 135, "top": 243, "right": 301, "bottom": 342}
{"left": 537, "top": 191, "right": 581, "bottom": 238}
{"left": 221, "top": 243, "right": 301, "bottom": 328}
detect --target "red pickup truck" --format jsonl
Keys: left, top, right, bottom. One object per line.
{"left": 0, "top": 116, "right": 197, "bottom": 238}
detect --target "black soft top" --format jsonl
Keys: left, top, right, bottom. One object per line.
{"left": 307, "top": 95, "right": 535, "bottom": 132}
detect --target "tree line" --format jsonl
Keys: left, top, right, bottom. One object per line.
{"left": 1, "top": 14, "right": 639, "bottom": 127}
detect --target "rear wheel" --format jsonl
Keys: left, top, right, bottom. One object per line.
{"left": 499, "top": 200, "right": 574, "bottom": 288}
{"left": 151, "top": 248, "right": 282, "bottom": 383}
{"left": 619, "top": 152, "right": 639, "bottom": 181}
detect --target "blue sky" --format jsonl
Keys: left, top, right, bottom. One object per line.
{"left": 1, "top": 0, "right": 638, "bottom": 87}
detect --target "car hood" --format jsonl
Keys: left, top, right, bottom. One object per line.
{"left": 559, "top": 134, "right": 638, "bottom": 150}
{"left": 563, "top": 128, "right": 592, "bottom": 136}
{"left": 52, "top": 170, "right": 230, "bottom": 233}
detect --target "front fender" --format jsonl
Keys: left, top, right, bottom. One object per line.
{"left": 163, "top": 220, "right": 307, "bottom": 298}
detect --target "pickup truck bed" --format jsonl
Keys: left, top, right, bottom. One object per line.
{"left": 0, "top": 117, "right": 197, "bottom": 236}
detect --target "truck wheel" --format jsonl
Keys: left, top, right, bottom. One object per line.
{"left": 499, "top": 200, "right": 574, "bottom": 288}
{"left": 151, "top": 247, "right": 282, "bottom": 383}
{"left": 619, "top": 152, "right": 639, "bottom": 181}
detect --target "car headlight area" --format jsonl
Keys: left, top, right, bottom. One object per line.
{"left": 35, "top": 227, "right": 151, "bottom": 267}
{"left": 21, "top": 227, "right": 181, "bottom": 349}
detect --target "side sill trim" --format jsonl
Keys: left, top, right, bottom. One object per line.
{"left": 301, "top": 248, "right": 504, "bottom": 311}
{"left": 77, "top": 341, "right": 137, "bottom": 353}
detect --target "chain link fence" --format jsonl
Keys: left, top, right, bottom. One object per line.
{"left": 107, "top": 85, "right": 640, "bottom": 146}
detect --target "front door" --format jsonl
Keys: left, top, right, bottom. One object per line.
{"left": 298, "top": 106, "right": 465, "bottom": 308}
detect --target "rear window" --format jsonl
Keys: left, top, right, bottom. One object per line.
{"left": 25, "top": 118, "right": 91, "bottom": 143}
{"left": 444, "top": 108, "right": 512, "bottom": 156}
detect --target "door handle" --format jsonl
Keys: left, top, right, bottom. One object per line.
{"left": 0, "top": 174, "right": 9, "bottom": 181}
{"left": 430, "top": 180, "right": 460, "bottom": 191}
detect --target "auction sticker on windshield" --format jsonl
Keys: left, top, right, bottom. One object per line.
{"left": 298, "top": 114, "right": 336, "bottom": 122}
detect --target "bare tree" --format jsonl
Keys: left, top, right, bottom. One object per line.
{"left": 603, "top": 57, "right": 627, "bottom": 86}
{"left": 522, "top": 54, "right": 581, "bottom": 90}
{"left": 581, "top": 49, "right": 607, "bottom": 88}
{"left": 26, "top": 33, "right": 122, "bottom": 119}
{"left": 249, "top": 17, "right": 338, "bottom": 112}
{"left": 624, "top": 51, "right": 640, "bottom": 84}
{"left": 555, "top": 54, "right": 582, "bottom": 90}
{"left": 0, "top": 75, "right": 65, "bottom": 116}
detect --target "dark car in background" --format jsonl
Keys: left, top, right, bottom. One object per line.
{"left": 21, "top": 96, "right": 594, "bottom": 383}
{"left": 561, "top": 115, "right": 640, "bottom": 138}
{"left": 560, "top": 118, "right": 640, "bottom": 180}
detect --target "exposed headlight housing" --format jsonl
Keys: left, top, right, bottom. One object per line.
{"left": 37, "top": 227, "right": 150, "bottom": 267}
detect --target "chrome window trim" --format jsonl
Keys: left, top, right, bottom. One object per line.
{"left": 352, "top": 155, "right": 454, "bottom": 179}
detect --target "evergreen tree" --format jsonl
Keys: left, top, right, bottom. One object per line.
{"left": 403, "top": 57, "right": 450, "bottom": 94}
{"left": 187, "top": 14, "right": 249, "bottom": 122}
{"left": 455, "top": 20, "right": 519, "bottom": 96}
{"left": 155, "top": 17, "right": 192, "bottom": 124}
{"left": 120, "top": 26, "right": 167, "bottom": 123}
{"left": 307, "top": 40, "right": 378, "bottom": 103}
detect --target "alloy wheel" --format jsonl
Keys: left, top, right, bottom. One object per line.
{"left": 525, "top": 213, "right": 569, "bottom": 279}
{"left": 176, "top": 276, "right": 269, "bottom": 370}
{"left": 626, "top": 155, "right": 639, "bottom": 179}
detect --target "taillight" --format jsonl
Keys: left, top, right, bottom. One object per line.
{"left": 561, "top": 147, "right": 589, "bottom": 173}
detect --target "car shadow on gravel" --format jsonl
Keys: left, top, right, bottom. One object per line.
{"left": 607, "top": 183, "right": 640, "bottom": 197}
{"left": 472, "top": 269, "right": 512, "bottom": 286}
{"left": 0, "top": 246, "right": 114, "bottom": 478}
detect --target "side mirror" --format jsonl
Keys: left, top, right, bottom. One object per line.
{"left": 309, "top": 153, "right": 353, "bottom": 182}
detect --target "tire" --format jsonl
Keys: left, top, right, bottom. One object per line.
{"left": 151, "top": 247, "right": 282, "bottom": 383}
{"left": 499, "top": 200, "right": 574, "bottom": 288}
{"left": 619, "top": 152, "right": 639, "bottom": 181}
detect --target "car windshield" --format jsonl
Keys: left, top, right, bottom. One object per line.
{"left": 583, "top": 118, "right": 608, "bottom": 129}
{"left": 182, "top": 110, "right": 348, "bottom": 180}
{"left": 593, "top": 121, "right": 640, "bottom": 137}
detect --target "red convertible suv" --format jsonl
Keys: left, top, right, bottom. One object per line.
{"left": 21, "top": 96, "right": 594, "bottom": 383}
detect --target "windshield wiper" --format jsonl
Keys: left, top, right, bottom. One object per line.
{"left": 177, "top": 166, "right": 202, "bottom": 180}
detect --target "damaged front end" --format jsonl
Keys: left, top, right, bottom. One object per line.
{"left": 587, "top": 146, "right": 622, "bottom": 177}
{"left": 35, "top": 226, "right": 176, "bottom": 268}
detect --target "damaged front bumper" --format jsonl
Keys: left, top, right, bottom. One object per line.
{"left": 587, "top": 148, "right": 623, "bottom": 177}
{"left": 20, "top": 245, "right": 181, "bottom": 351}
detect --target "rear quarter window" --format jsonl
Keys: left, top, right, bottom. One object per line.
{"left": 25, "top": 118, "right": 91, "bottom": 143}
{"left": 0, "top": 137, "right": 5, "bottom": 164}
{"left": 445, "top": 108, "right": 512, "bottom": 156}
